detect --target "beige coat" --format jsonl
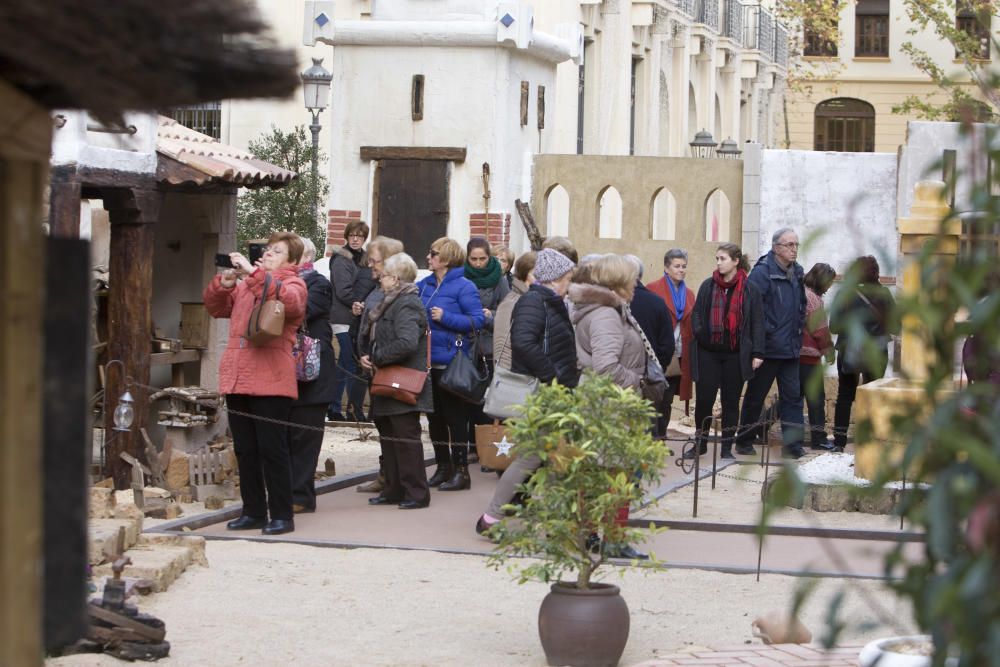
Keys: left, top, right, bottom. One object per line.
{"left": 568, "top": 283, "right": 645, "bottom": 390}
{"left": 493, "top": 277, "right": 528, "bottom": 369}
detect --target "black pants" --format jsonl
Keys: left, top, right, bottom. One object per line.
{"left": 694, "top": 348, "right": 744, "bottom": 454}
{"left": 374, "top": 412, "right": 430, "bottom": 504}
{"left": 832, "top": 361, "right": 886, "bottom": 448}
{"left": 227, "top": 394, "right": 294, "bottom": 521}
{"left": 428, "top": 367, "right": 474, "bottom": 467}
{"left": 288, "top": 403, "right": 327, "bottom": 510}
{"left": 735, "top": 358, "right": 804, "bottom": 451}
{"left": 655, "top": 375, "right": 680, "bottom": 438}
{"left": 799, "top": 362, "right": 828, "bottom": 448}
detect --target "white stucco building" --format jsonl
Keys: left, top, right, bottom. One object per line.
{"left": 188, "top": 0, "right": 789, "bottom": 253}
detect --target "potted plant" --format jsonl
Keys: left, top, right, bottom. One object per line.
{"left": 487, "top": 372, "right": 667, "bottom": 667}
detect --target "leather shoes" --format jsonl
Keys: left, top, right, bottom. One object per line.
{"left": 261, "top": 519, "right": 294, "bottom": 535}
{"left": 368, "top": 495, "right": 402, "bottom": 506}
{"left": 720, "top": 450, "right": 735, "bottom": 460}
{"left": 735, "top": 444, "right": 757, "bottom": 456}
{"left": 682, "top": 445, "right": 707, "bottom": 459}
{"left": 227, "top": 515, "right": 267, "bottom": 530}
{"left": 398, "top": 499, "right": 429, "bottom": 510}
{"left": 427, "top": 465, "right": 454, "bottom": 487}
{"left": 782, "top": 446, "right": 806, "bottom": 460}
{"left": 810, "top": 441, "right": 835, "bottom": 451}
{"left": 607, "top": 543, "right": 648, "bottom": 560}
{"left": 439, "top": 466, "right": 471, "bottom": 491}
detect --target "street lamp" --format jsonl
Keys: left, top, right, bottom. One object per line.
{"left": 717, "top": 137, "right": 742, "bottom": 159}
{"left": 689, "top": 129, "right": 718, "bottom": 158}
{"left": 301, "top": 57, "right": 333, "bottom": 219}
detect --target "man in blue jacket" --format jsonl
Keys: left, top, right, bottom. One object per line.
{"left": 734, "top": 228, "right": 807, "bottom": 459}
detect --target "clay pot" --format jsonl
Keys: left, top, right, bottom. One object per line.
{"left": 858, "top": 636, "right": 956, "bottom": 667}
{"left": 537, "top": 582, "right": 629, "bottom": 667}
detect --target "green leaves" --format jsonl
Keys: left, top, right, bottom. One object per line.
{"left": 486, "top": 373, "right": 666, "bottom": 589}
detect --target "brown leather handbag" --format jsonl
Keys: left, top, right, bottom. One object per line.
{"left": 246, "top": 274, "right": 285, "bottom": 346}
{"left": 370, "top": 330, "right": 431, "bottom": 405}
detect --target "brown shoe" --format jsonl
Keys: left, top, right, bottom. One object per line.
{"left": 292, "top": 503, "right": 314, "bottom": 514}
{"left": 356, "top": 474, "right": 385, "bottom": 493}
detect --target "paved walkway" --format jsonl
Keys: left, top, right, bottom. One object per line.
{"left": 633, "top": 643, "right": 865, "bottom": 667}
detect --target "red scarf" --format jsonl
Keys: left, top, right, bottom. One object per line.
{"left": 710, "top": 269, "right": 746, "bottom": 350}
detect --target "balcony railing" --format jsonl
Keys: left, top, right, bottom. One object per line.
{"left": 774, "top": 24, "right": 788, "bottom": 67}
{"left": 723, "top": 0, "right": 744, "bottom": 45}
{"left": 694, "top": 0, "right": 720, "bottom": 30}
{"left": 676, "top": 0, "right": 695, "bottom": 17}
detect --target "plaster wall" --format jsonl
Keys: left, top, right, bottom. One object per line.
{"left": 50, "top": 111, "right": 158, "bottom": 174}
{"left": 757, "top": 149, "right": 898, "bottom": 277}
{"left": 531, "top": 154, "right": 743, "bottom": 284}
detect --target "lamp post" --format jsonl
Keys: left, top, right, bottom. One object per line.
{"left": 300, "top": 57, "right": 333, "bottom": 222}
{"left": 689, "top": 129, "right": 718, "bottom": 158}
{"left": 717, "top": 137, "right": 742, "bottom": 159}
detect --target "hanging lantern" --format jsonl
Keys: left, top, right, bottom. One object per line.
{"left": 113, "top": 390, "right": 135, "bottom": 432}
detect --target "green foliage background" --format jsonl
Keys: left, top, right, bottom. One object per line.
{"left": 236, "top": 125, "right": 329, "bottom": 252}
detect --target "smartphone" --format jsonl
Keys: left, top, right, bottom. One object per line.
{"left": 214, "top": 253, "right": 234, "bottom": 268}
{"left": 248, "top": 242, "right": 267, "bottom": 266}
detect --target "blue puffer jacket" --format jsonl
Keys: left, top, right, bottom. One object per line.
{"left": 418, "top": 267, "right": 486, "bottom": 365}
{"left": 747, "top": 251, "right": 806, "bottom": 359}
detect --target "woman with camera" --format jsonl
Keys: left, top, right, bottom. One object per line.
{"left": 203, "top": 232, "right": 307, "bottom": 536}
{"left": 359, "top": 253, "right": 432, "bottom": 509}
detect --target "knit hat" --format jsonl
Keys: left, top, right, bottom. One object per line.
{"left": 533, "top": 248, "right": 576, "bottom": 283}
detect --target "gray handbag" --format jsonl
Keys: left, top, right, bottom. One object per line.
{"left": 483, "top": 309, "right": 545, "bottom": 420}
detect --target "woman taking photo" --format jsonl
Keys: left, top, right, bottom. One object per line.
{"left": 418, "top": 237, "right": 486, "bottom": 491}
{"left": 360, "top": 253, "right": 432, "bottom": 510}
{"left": 288, "top": 238, "right": 337, "bottom": 513}
{"left": 830, "top": 256, "right": 898, "bottom": 452}
{"left": 800, "top": 262, "right": 836, "bottom": 451}
{"left": 204, "top": 232, "right": 307, "bottom": 536}
{"left": 354, "top": 235, "right": 405, "bottom": 494}
{"left": 689, "top": 243, "right": 764, "bottom": 460}
{"left": 475, "top": 248, "right": 578, "bottom": 535}
{"left": 647, "top": 248, "right": 695, "bottom": 417}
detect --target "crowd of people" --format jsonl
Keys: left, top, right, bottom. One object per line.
{"left": 204, "top": 224, "right": 903, "bottom": 537}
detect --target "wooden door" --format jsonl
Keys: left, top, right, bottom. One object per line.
{"left": 374, "top": 159, "right": 449, "bottom": 260}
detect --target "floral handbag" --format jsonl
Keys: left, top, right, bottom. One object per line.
{"left": 292, "top": 323, "right": 321, "bottom": 382}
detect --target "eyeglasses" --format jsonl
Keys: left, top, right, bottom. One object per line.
{"left": 776, "top": 242, "right": 800, "bottom": 249}
{"left": 348, "top": 233, "right": 367, "bottom": 240}
{"left": 368, "top": 257, "right": 383, "bottom": 267}
{"left": 264, "top": 246, "right": 287, "bottom": 255}
{"left": 428, "top": 250, "right": 440, "bottom": 257}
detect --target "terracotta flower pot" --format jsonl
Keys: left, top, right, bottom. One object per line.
{"left": 537, "top": 582, "right": 629, "bottom": 667}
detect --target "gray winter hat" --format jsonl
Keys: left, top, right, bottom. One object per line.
{"left": 533, "top": 248, "right": 577, "bottom": 283}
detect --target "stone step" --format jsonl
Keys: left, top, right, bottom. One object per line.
{"left": 88, "top": 516, "right": 143, "bottom": 566}
{"left": 91, "top": 534, "right": 207, "bottom": 593}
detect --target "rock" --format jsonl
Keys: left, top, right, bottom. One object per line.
{"left": 324, "top": 458, "right": 336, "bottom": 475}
{"left": 220, "top": 446, "right": 237, "bottom": 476}
{"left": 89, "top": 517, "right": 143, "bottom": 565}
{"left": 165, "top": 449, "right": 190, "bottom": 490}
{"left": 90, "top": 487, "right": 116, "bottom": 519}
{"left": 138, "top": 533, "right": 208, "bottom": 566}
{"left": 113, "top": 502, "right": 145, "bottom": 522}
{"left": 143, "top": 486, "right": 172, "bottom": 500}
{"left": 203, "top": 495, "right": 224, "bottom": 510}
{"left": 144, "top": 502, "right": 182, "bottom": 520}
{"left": 752, "top": 610, "right": 812, "bottom": 644}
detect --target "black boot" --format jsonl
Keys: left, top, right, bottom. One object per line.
{"left": 439, "top": 466, "right": 471, "bottom": 491}
{"left": 427, "top": 464, "right": 454, "bottom": 487}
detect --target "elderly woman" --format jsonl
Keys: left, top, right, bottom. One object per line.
{"left": 328, "top": 219, "right": 374, "bottom": 423}
{"left": 288, "top": 238, "right": 337, "bottom": 513}
{"left": 359, "top": 253, "right": 432, "bottom": 509}
{"left": 418, "top": 237, "right": 486, "bottom": 491}
{"left": 353, "top": 235, "right": 405, "bottom": 494}
{"left": 569, "top": 253, "right": 649, "bottom": 559}
{"left": 647, "top": 248, "right": 695, "bottom": 415}
{"left": 204, "top": 232, "right": 307, "bottom": 536}
{"left": 476, "top": 248, "right": 578, "bottom": 536}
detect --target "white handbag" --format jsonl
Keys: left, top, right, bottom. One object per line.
{"left": 483, "top": 364, "right": 539, "bottom": 420}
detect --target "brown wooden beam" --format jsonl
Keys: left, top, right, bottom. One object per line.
{"left": 360, "top": 146, "right": 466, "bottom": 162}
{"left": 48, "top": 168, "right": 81, "bottom": 239}
{"left": 103, "top": 187, "right": 161, "bottom": 490}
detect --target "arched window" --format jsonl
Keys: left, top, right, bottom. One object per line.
{"left": 814, "top": 98, "right": 875, "bottom": 152}
{"left": 650, "top": 188, "right": 677, "bottom": 240}
{"left": 704, "top": 189, "right": 731, "bottom": 242}
{"left": 597, "top": 186, "right": 622, "bottom": 239}
{"left": 545, "top": 184, "right": 570, "bottom": 237}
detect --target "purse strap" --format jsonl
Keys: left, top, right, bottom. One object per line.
{"left": 624, "top": 304, "right": 663, "bottom": 376}
{"left": 247, "top": 272, "right": 270, "bottom": 339}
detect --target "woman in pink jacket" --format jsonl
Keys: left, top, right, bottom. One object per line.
{"left": 204, "top": 232, "right": 307, "bottom": 536}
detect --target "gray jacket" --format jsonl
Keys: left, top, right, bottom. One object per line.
{"left": 492, "top": 277, "right": 528, "bottom": 369}
{"left": 329, "top": 245, "right": 369, "bottom": 327}
{"left": 569, "top": 283, "right": 645, "bottom": 390}
{"left": 369, "top": 289, "right": 434, "bottom": 417}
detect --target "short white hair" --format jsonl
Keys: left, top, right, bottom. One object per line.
{"left": 300, "top": 237, "right": 317, "bottom": 263}
{"left": 624, "top": 254, "right": 643, "bottom": 279}
{"left": 383, "top": 252, "right": 418, "bottom": 283}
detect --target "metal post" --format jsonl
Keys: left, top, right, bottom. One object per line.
{"left": 309, "top": 109, "right": 321, "bottom": 226}
{"left": 692, "top": 441, "right": 700, "bottom": 518}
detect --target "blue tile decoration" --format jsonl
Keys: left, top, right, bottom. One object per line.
{"left": 315, "top": 12, "right": 330, "bottom": 27}
{"left": 500, "top": 13, "right": 515, "bottom": 28}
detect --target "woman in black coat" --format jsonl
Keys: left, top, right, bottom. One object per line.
{"left": 476, "top": 248, "right": 578, "bottom": 535}
{"left": 359, "top": 253, "right": 432, "bottom": 509}
{"left": 289, "top": 238, "right": 337, "bottom": 513}
{"left": 689, "top": 243, "right": 765, "bottom": 460}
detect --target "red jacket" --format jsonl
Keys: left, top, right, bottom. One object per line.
{"left": 204, "top": 266, "right": 307, "bottom": 399}
{"left": 646, "top": 276, "right": 695, "bottom": 402}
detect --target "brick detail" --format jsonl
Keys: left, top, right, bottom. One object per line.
{"left": 468, "top": 212, "right": 511, "bottom": 247}
{"left": 628, "top": 644, "right": 864, "bottom": 667}
{"left": 326, "top": 209, "right": 363, "bottom": 250}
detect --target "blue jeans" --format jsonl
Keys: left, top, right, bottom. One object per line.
{"left": 330, "top": 331, "right": 357, "bottom": 416}
{"left": 735, "top": 358, "right": 804, "bottom": 451}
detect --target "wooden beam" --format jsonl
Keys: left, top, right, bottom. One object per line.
{"left": 48, "top": 168, "right": 81, "bottom": 239}
{"left": 103, "top": 187, "right": 162, "bottom": 489}
{"left": 0, "top": 123, "right": 48, "bottom": 666}
{"left": 359, "top": 146, "right": 466, "bottom": 163}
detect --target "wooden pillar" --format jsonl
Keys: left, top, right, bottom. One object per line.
{"left": 0, "top": 79, "right": 50, "bottom": 667}
{"left": 103, "top": 187, "right": 161, "bottom": 489}
{"left": 48, "top": 166, "right": 81, "bottom": 239}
